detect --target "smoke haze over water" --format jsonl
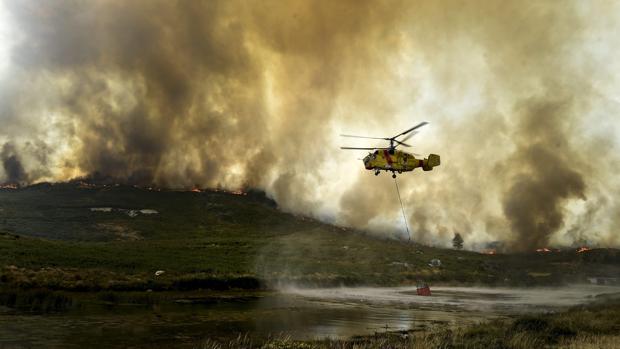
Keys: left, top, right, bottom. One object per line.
{"left": 1, "top": 1, "right": 619, "bottom": 251}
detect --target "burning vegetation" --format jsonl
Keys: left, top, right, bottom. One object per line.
{"left": 0, "top": 1, "right": 619, "bottom": 252}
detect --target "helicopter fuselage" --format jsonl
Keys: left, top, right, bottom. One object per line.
{"left": 363, "top": 149, "right": 440, "bottom": 176}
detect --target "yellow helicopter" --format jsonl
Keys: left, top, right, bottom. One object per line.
{"left": 341, "top": 122, "right": 440, "bottom": 178}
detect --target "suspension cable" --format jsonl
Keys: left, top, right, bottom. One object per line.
{"left": 394, "top": 177, "right": 411, "bottom": 241}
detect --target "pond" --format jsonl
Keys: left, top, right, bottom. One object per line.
{"left": 0, "top": 284, "right": 617, "bottom": 348}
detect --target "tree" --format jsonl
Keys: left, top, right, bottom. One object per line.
{"left": 452, "top": 233, "right": 464, "bottom": 250}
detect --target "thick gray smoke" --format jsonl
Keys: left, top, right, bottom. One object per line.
{"left": 501, "top": 99, "right": 587, "bottom": 251}
{"left": 1, "top": 0, "right": 619, "bottom": 251}
{"left": 1, "top": 142, "right": 27, "bottom": 185}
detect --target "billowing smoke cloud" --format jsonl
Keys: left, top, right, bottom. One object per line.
{"left": 1, "top": 142, "right": 27, "bottom": 184}
{"left": 502, "top": 99, "right": 587, "bottom": 251}
{"left": 1, "top": 0, "right": 619, "bottom": 251}
{"left": 336, "top": 1, "right": 620, "bottom": 251}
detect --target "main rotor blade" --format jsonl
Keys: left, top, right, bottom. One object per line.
{"left": 340, "top": 134, "right": 388, "bottom": 140}
{"left": 393, "top": 140, "right": 412, "bottom": 147}
{"left": 393, "top": 121, "right": 428, "bottom": 139}
{"left": 340, "top": 146, "right": 390, "bottom": 150}
{"left": 399, "top": 131, "right": 418, "bottom": 143}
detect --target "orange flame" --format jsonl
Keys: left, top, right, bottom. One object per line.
{"left": 481, "top": 249, "right": 496, "bottom": 255}
{"left": 77, "top": 181, "right": 97, "bottom": 189}
{"left": 576, "top": 246, "right": 591, "bottom": 253}
{"left": 536, "top": 247, "right": 552, "bottom": 253}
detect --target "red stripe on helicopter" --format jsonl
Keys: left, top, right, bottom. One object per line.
{"left": 383, "top": 150, "right": 393, "bottom": 167}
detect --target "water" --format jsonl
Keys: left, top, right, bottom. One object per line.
{"left": 0, "top": 285, "right": 617, "bottom": 348}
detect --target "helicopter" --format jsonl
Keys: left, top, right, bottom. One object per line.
{"left": 340, "top": 121, "right": 440, "bottom": 178}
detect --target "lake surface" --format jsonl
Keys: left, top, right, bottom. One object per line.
{"left": 1, "top": 285, "right": 618, "bottom": 348}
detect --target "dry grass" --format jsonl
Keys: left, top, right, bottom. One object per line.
{"left": 0, "top": 264, "right": 261, "bottom": 292}
{"left": 201, "top": 332, "right": 620, "bottom": 349}
{"left": 558, "top": 335, "right": 620, "bottom": 349}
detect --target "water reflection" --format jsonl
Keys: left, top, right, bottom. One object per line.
{"left": 0, "top": 285, "right": 618, "bottom": 348}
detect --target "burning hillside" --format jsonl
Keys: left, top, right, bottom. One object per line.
{"left": 0, "top": 1, "right": 619, "bottom": 252}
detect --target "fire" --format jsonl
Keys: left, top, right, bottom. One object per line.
{"left": 536, "top": 247, "right": 552, "bottom": 253}
{"left": 576, "top": 246, "right": 591, "bottom": 253}
{"left": 188, "top": 187, "right": 246, "bottom": 195}
{"left": 481, "top": 249, "right": 496, "bottom": 255}
{"left": 77, "top": 181, "right": 95, "bottom": 188}
{"left": 0, "top": 184, "right": 19, "bottom": 189}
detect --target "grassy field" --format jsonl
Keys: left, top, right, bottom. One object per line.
{"left": 0, "top": 182, "right": 618, "bottom": 293}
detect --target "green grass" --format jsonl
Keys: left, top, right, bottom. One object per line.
{"left": 0, "top": 183, "right": 618, "bottom": 292}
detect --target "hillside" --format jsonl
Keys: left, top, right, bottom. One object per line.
{"left": 0, "top": 183, "right": 618, "bottom": 292}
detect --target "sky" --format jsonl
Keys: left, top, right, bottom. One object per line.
{"left": 0, "top": 2, "right": 15, "bottom": 78}
{"left": 0, "top": 0, "right": 619, "bottom": 251}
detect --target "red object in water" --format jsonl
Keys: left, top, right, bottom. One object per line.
{"left": 416, "top": 284, "right": 431, "bottom": 296}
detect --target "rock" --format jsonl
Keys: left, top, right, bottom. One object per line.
{"left": 428, "top": 259, "right": 442, "bottom": 267}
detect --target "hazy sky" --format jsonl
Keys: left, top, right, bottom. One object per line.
{"left": 0, "top": 1, "right": 619, "bottom": 251}
{"left": 0, "top": 2, "right": 15, "bottom": 77}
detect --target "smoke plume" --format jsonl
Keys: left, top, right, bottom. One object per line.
{"left": 1, "top": 142, "right": 27, "bottom": 185}
{"left": 501, "top": 99, "right": 587, "bottom": 251}
{"left": 1, "top": 0, "right": 619, "bottom": 251}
